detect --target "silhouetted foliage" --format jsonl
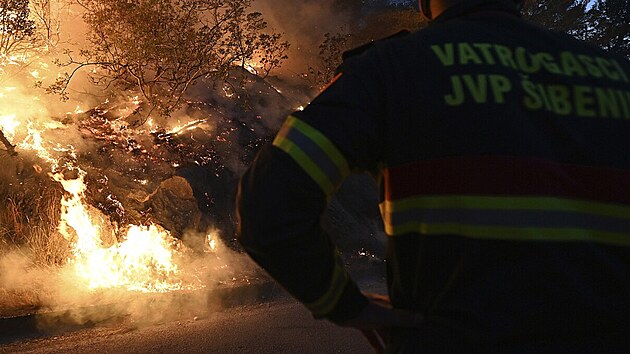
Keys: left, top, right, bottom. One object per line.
{"left": 49, "top": 0, "right": 289, "bottom": 118}
{"left": 0, "top": 0, "right": 36, "bottom": 58}
{"left": 305, "top": 7, "right": 425, "bottom": 88}
{"left": 587, "top": 0, "right": 630, "bottom": 59}
{"left": 524, "top": 0, "right": 629, "bottom": 59}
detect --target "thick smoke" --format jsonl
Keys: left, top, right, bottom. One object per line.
{"left": 252, "top": 0, "right": 365, "bottom": 78}
{"left": 252, "top": 0, "right": 421, "bottom": 82}
{"left": 0, "top": 228, "right": 263, "bottom": 327}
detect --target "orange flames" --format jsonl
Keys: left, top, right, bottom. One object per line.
{"left": 52, "top": 169, "right": 189, "bottom": 292}
{"left": 1, "top": 87, "right": 201, "bottom": 293}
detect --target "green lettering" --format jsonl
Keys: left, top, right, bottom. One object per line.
{"left": 537, "top": 83, "right": 552, "bottom": 110}
{"left": 522, "top": 79, "right": 542, "bottom": 110}
{"left": 459, "top": 43, "right": 483, "bottom": 65}
{"left": 431, "top": 44, "right": 455, "bottom": 66}
{"left": 595, "top": 88, "right": 621, "bottom": 118}
{"left": 537, "top": 53, "right": 562, "bottom": 75}
{"left": 463, "top": 75, "right": 488, "bottom": 103}
{"left": 547, "top": 85, "right": 572, "bottom": 115}
{"left": 494, "top": 45, "right": 517, "bottom": 70}
{"left": 617, "top": 90, "right": 630, "bottom": 119}
{"left": 515, "top": 47, "right": 540, "bottom": 73}
{"left": 596, "top": 58, "right": 621, "bottom": 81}
{"left": 560, "top": 52, "right": 587, "bottom": 77}
{"left": 577, "top": 55, "right": 603, "bottom": 78}
{"left": 489, "top": 75, "right": 512, "bottom": 104}
{"left": 611, "top": 60, "right": 629, "bottom": 83}
{"left": 445, "top": 75, "right": 465, "bottom": 106}
{"left": 473, "top": 43, "right": 496, "bottom": 64}
{"left": 574, "top": 86, "right": 596, "bottom": 118}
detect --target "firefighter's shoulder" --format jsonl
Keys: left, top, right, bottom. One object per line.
{"left": 341, "top": 30, "right": 411, "bottom": 62}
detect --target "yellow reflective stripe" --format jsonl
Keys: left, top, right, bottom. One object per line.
{"left": 274, "top": 137, "right": 335, "bottom": 196}
{"left": 381, "top": 195, "right": 630, "bottom": 220}
{"left": 385, "top": 222, "right": 630, "bottom": 246}
{"left": 287, "top": 116, "right": 351, "bottom": 178}
{"left": 305, "top": 252, "right": 349, "bottom": 317}
{"left": 273, "top": 115, "right": 351, "bottom": 199}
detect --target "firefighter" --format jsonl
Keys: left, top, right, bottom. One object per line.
{"left": 237, "top": 0, "right": 630, "bottom": 351}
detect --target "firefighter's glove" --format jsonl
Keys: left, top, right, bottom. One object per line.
{"left": 338, "top": 292, "right": 423, "bottom": 353}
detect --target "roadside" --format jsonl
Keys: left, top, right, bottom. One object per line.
{"left": 0, "top": 257, "right": 386, "bottom": 346}
{"left": 1, "top": 298, "right": 375, "bottom": 354}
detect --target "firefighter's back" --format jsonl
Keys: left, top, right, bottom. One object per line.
{"left": 365, "top": 3, "right": 630, "bottom": 351}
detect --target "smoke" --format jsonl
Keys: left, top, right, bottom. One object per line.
{"left": 251, "top": 0, "right": 421, "bottom": 83}
{"left": 0, "top": 227, "right": 264, "bottom": 328}
{"left": 250, "top": 0, "right": 362, "bottom": 78}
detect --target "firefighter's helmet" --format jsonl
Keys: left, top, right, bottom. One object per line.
{"left": 420, "top": 0, "right": 524, "bottom": 20}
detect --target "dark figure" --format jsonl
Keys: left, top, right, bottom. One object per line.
{"left": 238, "top": 0, "right": 630, "bottom": 351}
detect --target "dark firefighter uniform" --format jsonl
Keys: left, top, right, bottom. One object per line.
{"left": 237, "top": 0, "right": 630, "bottom": 351}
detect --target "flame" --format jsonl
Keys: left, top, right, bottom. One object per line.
{"left": 244, "top": 62, "right": 259, "bottom": 75}
{"left": 166, "top": 118, "right": 207, "bottom": 135}
{"left": 206, "top": 231, "right": 219, "bottom": 253}
{"left": 19, "top": 121, "right": 61, "bottom": 169}
{"left": 73, "top": 224, "right": 184, "bottom": 292}
{"left": 52, "top": 167, "right": 191, "bottom": 292}
{"left": 0, "top": 60, "right": 206, "bottom": 295}
{"left": 0, "top": 114, "right": 20, "bottom": 140}
{"left": 5, "top": 109, "right": 195, "bottom": 293}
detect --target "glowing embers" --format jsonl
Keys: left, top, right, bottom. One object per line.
{"left": 166, "top": 118, "right": 208, "bottom": 136}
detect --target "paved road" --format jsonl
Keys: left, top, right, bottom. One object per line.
{"left": 1, "top": 298, "right": 373, "bottom": 354}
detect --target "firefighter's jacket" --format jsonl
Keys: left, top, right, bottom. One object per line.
{"left": 238, "top": 0, "right": 630, "bottom": 350}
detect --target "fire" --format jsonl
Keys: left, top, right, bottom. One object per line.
{"left": 166, "top": 118, "right": 208, "bottom": 135}
{"left": 1, "top": 98, "right": 196, "bottom": 293}
{"left": 73, "top": 224, "right": 185, "bottom": 292}
{"left": 0, "top": 31, "right": 213, "bottom": 296}
{"left": 19, "top": 121, "right": 61, "bottom": 169}
{"left": 0, "top": 114, "right": 20, "bottom": 140}
{"left": 206, "top": 231, "right": 219, "bottom": 253}
{"left": 52, "top": 166, "right": 192, "bottom": 292}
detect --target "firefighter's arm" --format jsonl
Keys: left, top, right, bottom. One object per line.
{"left": 237, "top": 145, "right": 368, "bottom": 322}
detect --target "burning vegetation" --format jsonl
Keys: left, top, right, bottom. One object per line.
{"left": 0, "top": 0, "right": 300, "bottom": 318}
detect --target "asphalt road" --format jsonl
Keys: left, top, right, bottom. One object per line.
{"left": 0, "top": 298, "right": 373, "bottom": 354}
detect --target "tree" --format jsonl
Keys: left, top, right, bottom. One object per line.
{"left": 29, "top": 0, "right": 65, "bottom": 50}
{"left": 0, "top": 0, "right": 36, "bottom": 58}
{"left": 587, "top": 0, "right": 630, "bottom": 59}
{"left": 303, "top": 7, "right": 424, "bottom": 88}
{"left": 303, "top": 31, "right": 351, "bottom": 88}
{"left": 523, "top": 0, "right": 630, "bottom": 60}
{"left": 522, "top": 0, "right": 592, "bottom": 41}
{"left": 50, "top": 0, "right": 289, "bottom": 118}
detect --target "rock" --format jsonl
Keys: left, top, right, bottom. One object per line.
{"left": 144, "top": 176, "right": 202, "bottom": 238}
